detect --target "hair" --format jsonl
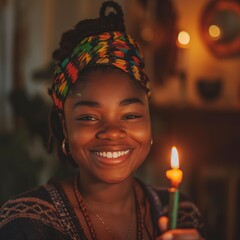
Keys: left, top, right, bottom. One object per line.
{"left": 53, "top": 1, "right": 125, "bottom": 62}
{"left": 48, "top": 1, "right": 128, "bottom": 167}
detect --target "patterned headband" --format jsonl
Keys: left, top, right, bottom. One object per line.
{"left": 50, "top": 31, "right": 151, "bottom": 111}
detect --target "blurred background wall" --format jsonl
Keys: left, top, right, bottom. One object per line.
{"left": 0, "top": 0, "right": 240, "bottom": 239}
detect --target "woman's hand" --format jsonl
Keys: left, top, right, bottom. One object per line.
{"left": 156, "top": 216, "right": 203, "bottom": 240}
{"left": 157, "top": 229, "right": 201, "bottom": 240}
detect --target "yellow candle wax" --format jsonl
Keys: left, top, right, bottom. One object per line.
{"left": 166, "top": 168, "right": 183, "bottom": 189}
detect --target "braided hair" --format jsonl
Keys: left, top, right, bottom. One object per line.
{"left": 48, "top": 1, "right": 127, "bottom": 167}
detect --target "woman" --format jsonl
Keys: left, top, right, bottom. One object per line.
{"left": 0, "top": 1, "right": 205, "bottom": 239}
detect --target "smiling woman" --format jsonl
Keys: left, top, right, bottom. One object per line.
{"left": 0, "top": 1, "right": 205, "bottom": 240}
{"left": 63, "top": 68, "right": 151, "bottom": 184}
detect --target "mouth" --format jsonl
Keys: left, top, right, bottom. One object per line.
{"left": 92, "top": 149, "right": 132, "bottom": 166}
{"left": 94, "top": 150, "right": 130, "bottom": 159}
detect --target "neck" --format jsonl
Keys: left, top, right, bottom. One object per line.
{"left": 73, "top": 172, "right": 146, "bottom": 240}
{"left": 77, "top": 172, "right": 134, "bottom": 214}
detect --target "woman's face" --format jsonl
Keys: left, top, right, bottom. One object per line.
{"left": 63, "top": 69, "right": 151, "bottom": 184}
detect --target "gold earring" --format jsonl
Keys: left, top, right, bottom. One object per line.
{"left": 62, "top": 139, "right": 69, "bottom": 155}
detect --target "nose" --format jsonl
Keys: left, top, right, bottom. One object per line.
{"left": 96, "top": 123, "right": 127, "bottom": 141}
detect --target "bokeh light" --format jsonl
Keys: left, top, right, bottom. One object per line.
{"left": 177, "top": 30, "right": 190, "bottom": 47}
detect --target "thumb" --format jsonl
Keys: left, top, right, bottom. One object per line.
{"left": 158, "top": 216, "right": 169, "bottom": 233}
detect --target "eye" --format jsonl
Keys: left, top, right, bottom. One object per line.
{"left": 122, "top": 114, "right": 142, "bottom": 120}
{"left": 76, "top": 115, "right": 98, "bottom": 121}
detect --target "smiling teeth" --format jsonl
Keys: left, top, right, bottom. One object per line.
{"left": 95, "top": 150, "right": 130, "bottom": 159}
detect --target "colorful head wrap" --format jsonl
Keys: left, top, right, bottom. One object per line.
{"left": 50, "top": 31, "right": 150, "bottom": 112}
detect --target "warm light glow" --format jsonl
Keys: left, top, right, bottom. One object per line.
{"left": 166, "top": 146, "right": 183, "bottom": 188}
{"left": 177, "top": 31, "right": 190, "bottom": 47}
{"left": 208, "top": 25, "right": 221, "bottom": 39}
{"left": 171, "top": 146, "right": 179, "bottom": 168}
{"left": 141, "top": 26, "right": 154, "bottom": 42}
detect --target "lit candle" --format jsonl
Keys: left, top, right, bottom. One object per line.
{"left": 166, "top": 146, "right": 183, "bottom": 229}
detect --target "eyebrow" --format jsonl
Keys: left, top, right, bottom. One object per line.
{"left": 73, "top": 101, "right": 100, "bottom": 109}
{"left": 73, "top": 98, "right": 144, "bottom": 109}
{"left": 119, "top": 98, "right": 144, "bottom": 106}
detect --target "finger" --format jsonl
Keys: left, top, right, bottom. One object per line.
{"left": 157, "top": 229, "right": 201, "bottom": 240}
{"left": 171, "top": 229, "right": 200, "bottom": 240}
{"left": 158, "top": 216, "right": 168, "bottom": 233}
{"left": 157, "top": 232, "right": 173, "bottom": 240}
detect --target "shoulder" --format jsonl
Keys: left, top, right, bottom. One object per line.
{"left": 144, "top": 184, "right": 198, "bottom": 209}
{"left": 139, "top": 181, "right": 205, "bottom": 238}
{"left": 0, "top": 182, "right": 67, "bottom": 239}
{"left": 0, "top": 184, "right": 56, "bottom": 227}
{"left": 154, "top": 186, "right": 203, "bottom": 228}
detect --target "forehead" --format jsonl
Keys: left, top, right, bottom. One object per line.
{"left": 67, "top": 68, "right": 147, "bottom": 100}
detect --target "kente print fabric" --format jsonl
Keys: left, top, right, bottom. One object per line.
{"left": 50, "top": 31, "right": 150, "bottom": 111}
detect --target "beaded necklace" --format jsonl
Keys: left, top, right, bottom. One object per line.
{"left": 84, "top": 191, "right": 135, "bottom": 240}
{"left": 74, "top": 174, "right": 144, "bottom": 240}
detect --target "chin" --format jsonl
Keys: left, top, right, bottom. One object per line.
{"left": 96, "top": 171, "right": 133, "bottom": 185}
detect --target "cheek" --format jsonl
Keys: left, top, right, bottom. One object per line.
{"left": 66, "top": 125, "right": 93, "bottom": 151}
{"left": 129, "top": 120, "right": 152, "bottom": 143}
{"left": 69, "top": 132, "right": 83, "bottom": 149}
{"left": 67, "top": 128, "right": 94, "bottom": 167}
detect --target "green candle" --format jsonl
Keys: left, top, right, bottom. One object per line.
{"left": 167, "top": 187, "right": 179, "bottom": 229}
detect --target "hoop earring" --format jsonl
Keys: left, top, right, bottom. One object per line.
{"left": 62, "top": 139, "right": 70, "bottom": 155}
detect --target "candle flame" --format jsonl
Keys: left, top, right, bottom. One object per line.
{"left": 171, "top": 146, "right": 179, "bottom": 168}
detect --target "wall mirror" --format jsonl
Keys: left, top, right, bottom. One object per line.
{"left": 200, "top": 0, "right": 240, "bottom": 58}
